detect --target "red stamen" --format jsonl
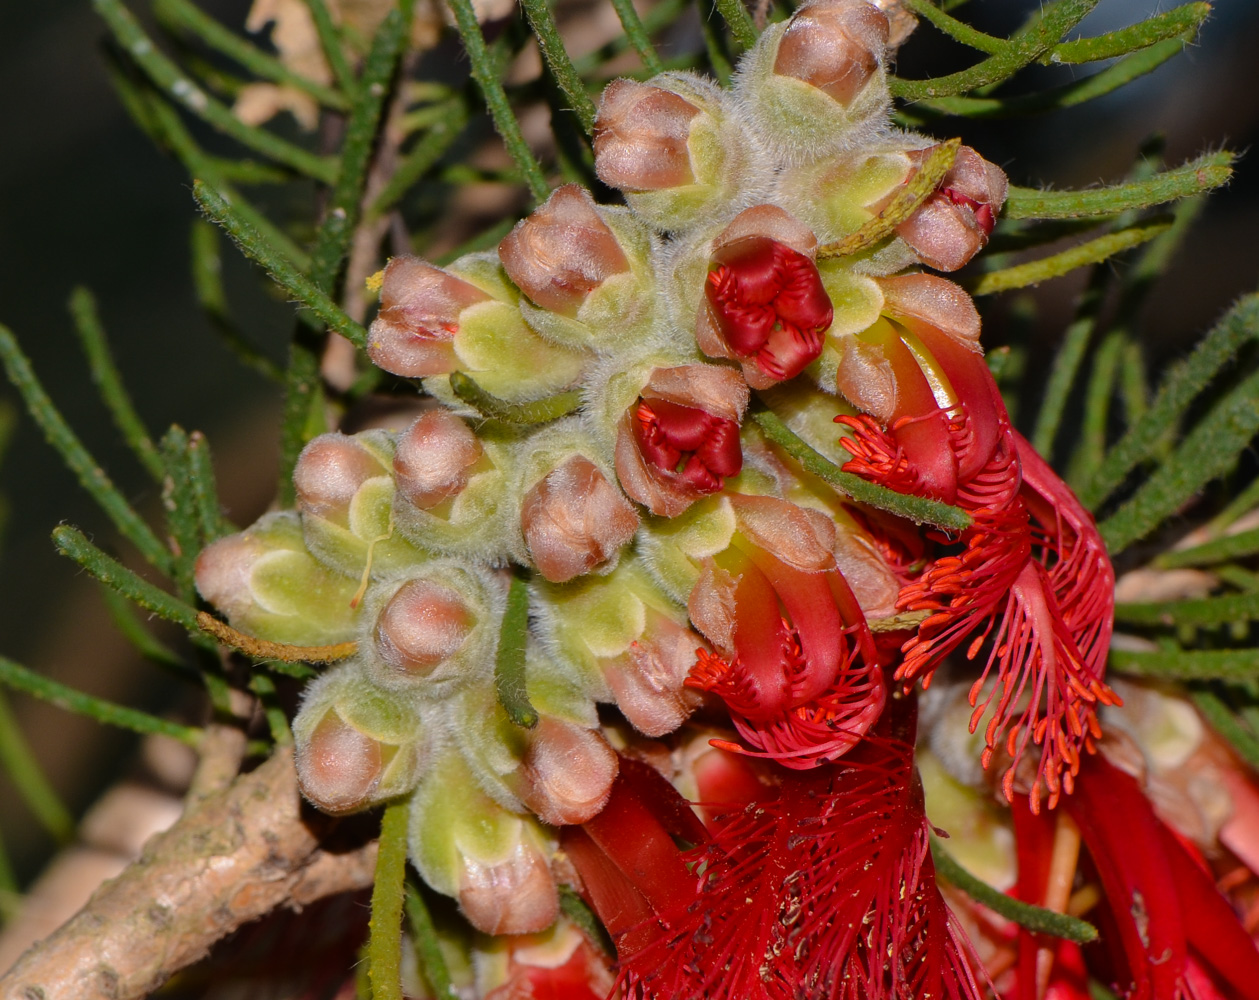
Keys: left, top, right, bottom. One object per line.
{"left": 705, "top": 237, "right": 833, "bottom": 382}
{"left": 634, "top": 398, "right": 742, "bottom": 494}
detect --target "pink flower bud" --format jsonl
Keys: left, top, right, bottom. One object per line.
{"left": 367, "top": 256, "right": 489, "bottom": 377}
{"left": 774, "top": 0, "right": 891, "bottom": 106}
{"left": 293, "top": 432, "right": 388, "bottom": 526}
{"left": 498, "top": 184, "right": 631, "bottom": 317}
{"left": 459, "top": 839, "right": 559, "bottom": 935}
{"left": 604, "top": 614, "right": 704, "bottom": 737}
{"left": 615, "top": 365, "right": 749, "bottom": 517}
{"left": 594, "top": 79, "right": 700, "bottom": 192}
{"left": 393, "top": 409, "right": 483, "bottom": 510}
{"left": 896, "top": 144, "right": 1008, "bottom": 271}
{"left": 521, "top": 455, "right": 639, "bottom": 583}
{"left": 519, "top": 718, "right": 619, "bottom": 825}
{"left": 697, "top": 206, "right": 832, "bottom": 389}
{"left": 374, "top": 579, "right": 474, "bottom": 677}
{"left": 296, "top": 709, "right": 384, "bottom": 814}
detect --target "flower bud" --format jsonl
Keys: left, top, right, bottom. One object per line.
{"left": 374, "top": 578, "right": 474, "bottom": 676}
{"left": 499, "top": 184, "right": 631, "bottom": 318}
{"left": 518, "top": 717, "right": 619, "bottom": 825}
{"left": 194, "top": 512, "right": 360, "bottom": 646}
{"left": 697, "top": 206, "right": 832, "bottom": 389}
{"left": 896, "top": 144, "right": 1008, "bottom": 271}
{"left": 603, "top": 613, "right": 705, "bottom": 737}
{"left": 393, "top": 409, "right": 483, "bottom": 510}
{"left": 774, "top": 0, "right": 891, "bottom": 107}
{"left": 458, "top": 837, "right": 560, "bottom": 936}
{"left": 594, "top": 79, "right": 700, "bottom": 191}
{"left": 521, "top": 455, "right": 639, "bottom": 583}
{"left": 295, "top": 708, "right": 385, "bottom": 814}
{"left": 294, "top": 432, "right": 389, "bottom": 525}
{"left": 367, "top": 256, "right": 489, "bottom": 377}
{"left": 614, "top": 365, "right": 748, "bottom": 518}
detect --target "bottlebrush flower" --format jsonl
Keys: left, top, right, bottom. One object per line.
{"left": 697, "top": 205, "right": 834, "bottom": 388}
{"left": 615, "top": 364, "right": 748, "bottom": 517}
{"left": 565, "top": 695, "right": 985, "bottom": 1000}
{"left": 684, "top": 493, "right": 886, "bottom": 766}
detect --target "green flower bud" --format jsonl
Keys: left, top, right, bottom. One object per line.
{"left": 293, "top": 666, "right": 427, "bottom": 813}
{"left": 194, "top": 511, "right": 361, "bottom": 646}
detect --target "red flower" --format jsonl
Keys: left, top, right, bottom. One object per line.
{"left": 564, "top": 696, "right": 986, "bottom": 1000}
{"left": 632, "top": 398, "right": 742, "bottom": 493}
{"left": 704, "top": 237, "right": 833, "bottom": 384}
{"left": 835, "top": 295, "right": 1117, "bottom": 809}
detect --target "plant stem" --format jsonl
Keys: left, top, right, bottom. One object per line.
{"left": 496, "top": 576, "right": 539, "bottom": 728}
{"left": 368, "top": 800, "right": 411, "bottom": 1000}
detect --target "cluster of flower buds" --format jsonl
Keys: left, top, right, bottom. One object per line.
{"left": 194, "top": 1, "right": 1259, "bottom": 996}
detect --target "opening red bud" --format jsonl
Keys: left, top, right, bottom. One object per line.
{"left": 296, "top": 710, "right": 384, "bottom": 814}
{"left": 294, "top": 433, "right": 387, "bottom": 525}
{"left": 520, "top": 455, "right": 639, "bottom": 583}
{"left": 615, "top": 365, "right": 749, "bottom": 517}
{"left": 701, "top": 231, "right": 833, "bottom": 387}
{"left": 367, "top": 257, "right": 489, "bottom": 376}
{"left": 374, "top": 579, "right": 473, "bottom": 676}
{"left": 774, "top": 0, "right": 891, "bottom": 106}
{"left": 594, "top": 79, "right": 700, "bottom": 192}
{"left": 897, "top": 144, "right": 1008, "bottom": 271}
{"left": 498, "top": 184, "right": 631, "bottom": 317}
{"left": 393, "top": 410, "right": 483, "bottom": 510}
{"left": 519, "top": 718, "right": 619, "bottom": 825}
{"left": 604, "top": 615, "right": 704, "bottom": 737}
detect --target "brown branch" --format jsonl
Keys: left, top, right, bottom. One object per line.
{"left": 196, "top": 611, "right": 358, "bottom": 663}
{"left": 0, "top": 748, "right": 378, "bottom": 1000}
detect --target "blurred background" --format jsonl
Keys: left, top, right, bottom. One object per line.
{"left": 0, "top": 0, "right": 1257, "bottom": 904}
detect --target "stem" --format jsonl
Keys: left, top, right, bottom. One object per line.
{"left": 713, "top": 0, "right": 758, "bottom": 50}
{"left": 496, "top": 577, "right": 539, "bottom": 728}
{"left": 197, "top": 612, "right": 359, "bottom": 663}
{"left": 405, "top": 880, "right": 455, "bottom": 999}
{"left": 368, "top": 800, "right": 411, "bottom": 1000}
{"left": 609, "top": 0, "right": 665, "bottom": 73}
{"left": 518, "top": 0, "right": 599, "bottom": 132}
{"left": 448, "top": 372, "right": 582, "bottom": 424}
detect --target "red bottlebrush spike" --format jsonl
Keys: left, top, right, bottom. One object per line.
{"left": 569, "top": 695, "right": 985, "bottom": 1000}
{"left": 615, "top": 364, "right": 749, "bottom": 517}
{"left": 684, "top": 495, "right": 885, "bottom": 767}
{"left": 703, "top": 236, "right": 833, "bottom": 385}
{"left": 1060, "top": 755, "right": 1259, "bottom": 1000}
{"left": 837, "top": 324, "right": 1117, "bottom": 809}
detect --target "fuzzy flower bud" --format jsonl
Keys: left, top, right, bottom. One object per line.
{"left": 615, "top": 364, "right": 749, "bottom": 517}
{"left": 521, "top": 455, "right": 639, "bottom": 583}
{"left": 602, "top": 613, "right": 705, "bottom": 737}
{"left": 295, "top": 708, "right": 386, "bottom": 814}
{"left": 374, "top": 578, "right": 474, "bottom": 677}
{"left": 518, "top": 717, "right": 619, "bottom": 825}
{"left": 458, "top": 837, "right": 560, "bottom": 936}
{"left": 194, "top": 512, "right": 360, "bottom": 646}
{"left": 594, "top": 79, "right": 700, "bottom": 191}
{"left": 697, "top": 205, "right": 832, "bottom": 389}
{"left": 367, "top": 256, "right": 488, "bottom": 376}
{"left": 499, "top": 184, "right": 631, "bottom": 317}
{"left": 896, "top": 144, "right": 1008, "bottom": 271}
{"left": 294, "top": 432, "right": 389, "bottom": 525}
{"left": 774, "top": 0, "right": 891, "bottom": 107}
{"left": 393, "top": 409, "right": 483, "bottom": 510}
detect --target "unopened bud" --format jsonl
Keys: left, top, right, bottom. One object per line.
{"left": 615, "top": 365, "right": 749, "bottom": 517}
{"left": 877, "top": 272, "right": 982, "bottom": 346}
{"left": 896, "top": 144, "right": 1008, "bottom": 271}
{"left": 604, "top": 614, "right": 704, "bottom": 737}
{"left": 521, "top": 455, "right": 639, "bottom": 583}
{"left": 294, "top": 432, "right": 390, "bottom": 526}
{"left": 374, "top": 579, "right": 474, "bottom": 677}
{"left": 519, "top": 718, "right": 619, "bottom": 825}
{"left": 367, "top": 256, "right": 489, "bottom": 376}
{"left": 594, "top": 80, "right": 700, "bottom": 191}
{"left": 295, "top": 708, "right": 385, "bottom": 814}
{"left": 459, "top": 837, "right": 560, "bottom": 936}
{"left": 498, "top": 184, "right": 630, "bottom": 317}
{"left": 393, "top": 409, "right": 483, "bottom": 510}
{"left": 774, "top": 0, "right": 890, "bottom": 107}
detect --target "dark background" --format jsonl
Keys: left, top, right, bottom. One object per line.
{"left": 1, "top": 0, "right": 1257, "bottom": 881}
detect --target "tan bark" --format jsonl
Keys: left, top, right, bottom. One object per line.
{"left": 0, "top": 748, "right": 377, "bottom": 1000}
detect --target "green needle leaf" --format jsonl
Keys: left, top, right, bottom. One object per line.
{"left": 752, "top": 411, "right": 972, "bottom": 531}
{"left": 1114, "top": 590, "right": 1259, "bottom": 629}
{"left": 496, "top": 577, "right": 539, "bottom": 729}
{"left": 1110, "top": 648, "right": 1259, "bottom": 682}
{"left": 1047, "top": 3, "right": 1210, "bottom": 64}
{"left": 972, "top": 222, "right": 1170, "bottom": 296}
{"left": 368, "top": 799, "right": 410, "bottom": 1000}
{"left": 1155, "top": 529, "right": 1259, "bottom": 570}
{"left": 405, "top": 880, "right": 455, "bottom": 1000}
{"left": 0, "top": 691, "right": 75, "bottom": 843}
{"left": 931, "top": 836, "right": 1098, "bottom": 943}
{"left": 449, "top": 372, "right": 583, "bottom": 425}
